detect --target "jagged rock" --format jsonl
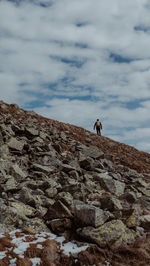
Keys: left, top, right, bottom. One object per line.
{"left": 9, "top": 202, "right": 36, "bottom": 217}
{"left": 25, "top": 127, "right": 39, "bottom": 138}
{"left": 0, "top": 205, "right": 28, "bottom": 232}
{"left": 139, "top": 215, "right": 150, "bottom": 230}
{"left": 22, "top": 218, "right": 50, "bottom": 233}
{"left": 35, "top": 205, "right": 47, "bottom": 218}
{"left": 8, "top": 137, "right": 25, "bottom": 151}
{"left": 0, "top": 145, "right": 11, "bottom": 159}
{"left": 77, "top": 220, "right": 136, "bottom": 248}
{"left": 39, "top": 131, "right": 49, "bottom": 140}
{"left": 45, "top": 187, "right": 58, "bottom": 198}
{"left": 18, "top": 187, "right": 43, "bottom": 208}
{"left": 60, "top": 132, "right": 67, "bottom": 141}
{"left": 125, "top": 209, "right": 138, "bottom": 228}
{"left": 10, "top": 164, "right": 28, "bottom": 180}
{"left": 80, "top": 145, "right": 104, "bottom": 159}
{"left": 4, "top": 176, "right": 18, "bottom": 192}
{"left": 120, "top": 191, "right": 137, "bottom": 204}
{"left": 61, "top": 163, "right": 77, "bottom": 173}
{"left": 31, "top": 163, "right": 54, "bottom": 174}
{"left": 79, "top": 157, "right": 94, "bottom": 171}
{"left": 100, "top": 196, "right": 122, "bottom": 211}
{"left": 73, "top": 202, "right": 109, "bottom": 227}
{"left": 56, "top": 192, "right": 74, "bottom": 209}
{"left": 47, "top": 218, "right": 72, "bottom": 234}
{"left": 44, "top": 200, "right": 72, "bottom": 220}
{"left": 94, "top": 173, "right": 125, "bottom": 196}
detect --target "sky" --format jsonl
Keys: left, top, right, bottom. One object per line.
{"left": 1, "top": 0, "right": 150, "bottom": 153}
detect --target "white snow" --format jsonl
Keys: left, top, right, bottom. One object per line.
{"left": 0, "top": 229, "right": 89, "bottom": 264}
{"left": 49, "top": 235, "right": 89, "bottom": 256}
{"left": 61, "top": 241, "right": 89, "bottom": 256}
{"left": 30, "top": 257, "right": 41, "bottom": 266}
{"left": 0, "top": 251, "right": 6, "bottom": 259}
{"left": 37, "top": 244, "right": 43, "bottom": 249}
{"left": 13, "top": 242, "right": 30, "bottom": 258}
{"left": 9, "top": 258, "right": 17, "bottom": 265}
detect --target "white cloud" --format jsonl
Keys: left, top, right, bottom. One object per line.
{"left": 0, "top": 0, "right": 150, "bottom": 152}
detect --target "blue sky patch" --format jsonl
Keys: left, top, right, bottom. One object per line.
{"left": 75, "top": 43, "right": 88, "bottom": 49}
{"left": 51, "top": 56, "right": 86, "bottom": 68}
{"left": 109, "top": 53, "right": 134, "bottom": 63}
{"left": 134, "top": 25, "right": 150, "bottom": 32}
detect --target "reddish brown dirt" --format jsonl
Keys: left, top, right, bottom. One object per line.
{"left": 0, "top": 232, "right": 150, "bottom": 265}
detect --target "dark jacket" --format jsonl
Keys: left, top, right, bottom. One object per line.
{"left": 94, "top": 121, "right": 102, "bottom": 130}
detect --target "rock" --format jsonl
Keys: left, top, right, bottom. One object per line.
{"left": 77, "top": 220, "right": 136, "bottom": 248}
{"left": 139, "top": 215, "right": 150, "bottom": 230}
{"left": 31, "top": 164, "right": 54, "bottom": 174}
{"left": 45, "top": 187, "right": 58, "bottom": 198}
{"left": 100, "top": 196, "right": 122, "bottom": 211}
{"left": 4, "top": 176, "right": 18, "bottom": 192}
{"left": 8, "top": 137, "right": 25, "bottom": 151}
{"left": 44, "top": 200, "right": 72, "bottom": 220}
{"left": 95, "top": 173, "right": 125, "bottom": 196}
{"left": 25, "top": 127, "right": 39, "bottom": 138}
{"left": 56, "top": 192, "right": 74, "bottom": 209}
{"left": 79, "top": 157, "right": 94, "bottom": 171}
{"left": 9, "top": 201, "right": 36, "bottom": 218}
{"left": 125, "top": 209, "right": 137, "bottom": 228}
{"left": 120, "top": 191, "right": 137, "bottom": 204}
{"left": 10, "top": 164, "right": 28, "bottom": 180}
{"left": 61, "top": 163, "right": 77, "bottom": 173}
{"left": 81, "top": 145, "right": 104, "bottom": 159}
{"left": 22, "top": 218, "right": 50, "bottom": 233}
{"left": 60, "top": 132, "right": 67, "bottom": 141}
{"left": 47, "top": 218, "right": 72, "bottom": 234}
{"left": 19, "top": 188, "right": 43, "bottom": 208}
{"left": 74, "top": 202, "right": 109, "bottom": 227}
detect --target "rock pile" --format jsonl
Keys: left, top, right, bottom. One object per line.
{"left": 0, "top": 100, "right": 150, "bottom": 265}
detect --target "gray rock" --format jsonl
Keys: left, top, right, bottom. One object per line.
{"left": 4, "top": 176, "right": 18, "bottom": 192}
{"left": 8, "top": 137, "right": 25, "bottom": 151}
{"left": 31, "top": 164, "right": 54, "bottom": 174}
{"left": 10, "top": 164, "right": 28, "bottom": 180}
{"left": 25, "top": 127, "right": 39, "bottom": 137}
{"left": 100, "top": 196, "right": 122, "bottom": 211}
{"left": 139, "top": 215, "right": 150, "bottom": 230}
{"left": 77, "top": 219, "right": 136, "bottom": 248}
{"left": 95, "top": 173, "right": 125, "bottom": 196}
{"left": 74, "top": 202, "right": 109, "bottom": 227}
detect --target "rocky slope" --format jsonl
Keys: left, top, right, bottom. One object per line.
{"left": 0, "top": 100, "right": 150, "bottom": 265}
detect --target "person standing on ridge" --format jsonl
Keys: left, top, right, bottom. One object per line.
{"left": 93, "top": 119, "right": 102, "bottom": 136}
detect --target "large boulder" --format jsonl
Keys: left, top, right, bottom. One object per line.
{"left": 8, "top": 137, "right": 25, "bottom": 151}
{"left": 100, "top": 196, "right": 122, "bottom": 211}
{"left": 73, "top": 202, "right": 109, "bottom": 227}
{"left": 94, "top": 173, "right": 125, "bottom": 196}
{"left": 81, "top": 145, "right": 104, "bottom": 159}
{"left": 77, "top": 220, "right": 136, "bottom": 248}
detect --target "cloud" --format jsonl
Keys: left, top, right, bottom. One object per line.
{"left": 0, "top": 0, "right": 150, "bottom": 152}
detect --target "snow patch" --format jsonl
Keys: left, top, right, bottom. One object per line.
{"left": 30, "top": 257, "right": 41, "bottom": 266}
{"left": 0, "top": 251, "right": 6, "bottom": 259}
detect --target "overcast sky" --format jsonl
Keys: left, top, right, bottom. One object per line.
{"left": 1, "top": 0, "right": 150, "bottom": 152}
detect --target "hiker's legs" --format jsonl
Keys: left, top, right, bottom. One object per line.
{"left": 96, "top": 127, "right": 101, "bottom": 135}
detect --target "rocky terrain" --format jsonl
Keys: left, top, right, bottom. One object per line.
{"left": 0, "top": 100, "right": 150, "bottom": 265}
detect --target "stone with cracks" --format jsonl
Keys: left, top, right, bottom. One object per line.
{"left": 74, "top": 202, "right": 109, "bottom": 227}
{"left": 95, "top": 173, "right": 125, "bottom": 196}
{"left": 77, "top": 219, "right": 136, "bottom": 248}
{"left": 8, "top": 137, "right": 25, "bottom": 151}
